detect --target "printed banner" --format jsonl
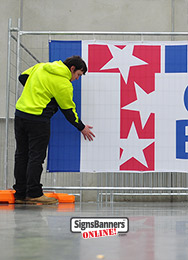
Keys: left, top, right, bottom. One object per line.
{"left": 47, "top": 40, "right": 188, "bottom": 172}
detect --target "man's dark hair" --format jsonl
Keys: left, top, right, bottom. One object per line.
{"left": 63, "top": 55, "right": 87, "bottom": 74}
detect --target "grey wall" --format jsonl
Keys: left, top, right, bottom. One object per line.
{"left": 21, "top": 0, "right": 172, "bottom": 31}
{"left": 0, "top": 0, "right": 21, "bottom": 117}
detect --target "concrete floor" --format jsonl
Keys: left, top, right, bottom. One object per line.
{"left": 0, "top": 201, "right": 188, "bottom": 260}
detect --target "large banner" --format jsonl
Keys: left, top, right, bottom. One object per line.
{"left": 47, "top": 40, "right": 188, "bottom": 172}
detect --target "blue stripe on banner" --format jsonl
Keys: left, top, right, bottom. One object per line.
{"left": 47, "top": 41, "right": 82, "bottom": 172}
{"left": 165, "top": 45, "right": 187, "bottom": 73}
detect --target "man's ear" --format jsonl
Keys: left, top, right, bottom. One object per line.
{"left": 70, "top": 66, "right": 76, "bottom": 72}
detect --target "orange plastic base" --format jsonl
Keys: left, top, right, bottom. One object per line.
{"left": 44, "top": 192, "right": 75, "bottom": 203}
{"left": 0, "top": 190, "right": 15, "bottom": 204}
{"left": 0, "top": 190, "right": 75, "bottom": 204}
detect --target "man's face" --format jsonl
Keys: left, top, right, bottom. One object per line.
{"left": 70, "top": 66, "right": 84, "bottom": 82}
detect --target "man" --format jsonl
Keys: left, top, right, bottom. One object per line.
{"left": 13, "top": 56, "right": 95, "bottom": 204}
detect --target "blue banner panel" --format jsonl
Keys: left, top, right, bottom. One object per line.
{"left": 165, "top": 45, "right": 187, "bottom": 73}
{"left": 47, "top": 41, "right": 82, "bottom": 172}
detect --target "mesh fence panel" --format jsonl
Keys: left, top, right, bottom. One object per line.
{"left": 4, "top": 22, "right": 188, "bottom": 201}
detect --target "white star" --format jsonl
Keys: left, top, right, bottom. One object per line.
{"left": 100, "top": 44, "right": 147, "bottom": 83}
{"left": 120, "top": 122, "right": 153, "bottom": 167}
{"left": 122, "top": 82, "right": 157, "bottom": 126}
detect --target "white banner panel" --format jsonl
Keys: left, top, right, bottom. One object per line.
{"left": 81, "top": 73, "right": 120, "bottom": 172}
{"left": 81, "top": 41, "right": 188, "bottom": 172}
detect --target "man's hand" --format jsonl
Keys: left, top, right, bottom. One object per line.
{"left": 81, "top": 125, "right": 95, "bottom": 141}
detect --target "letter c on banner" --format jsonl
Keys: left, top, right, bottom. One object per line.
{"left": 184, "top": 86, "right": 188, "bottom": 111}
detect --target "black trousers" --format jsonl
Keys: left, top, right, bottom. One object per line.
{"left": 13, "top": 116, "right": 50, "bottom": 199}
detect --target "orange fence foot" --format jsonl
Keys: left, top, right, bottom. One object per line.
{"left": 0, "top": 190, "right": 75, "bottom": 204}
{"left": 0, "top": 190, "right": 15, "bottom": 204}
{"left": 44, "top": 192, "right": 75, "bottom": 203}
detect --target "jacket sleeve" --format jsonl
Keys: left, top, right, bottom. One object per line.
{"left": 18, "top": 74, "right": 29, "bottom": 86}
{"left": 60, "top": 108, "right": 85, "bottom": 131}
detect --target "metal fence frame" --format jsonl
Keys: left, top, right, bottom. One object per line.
{"left": 5, "top": 18, "right": 188, "bottom": 201}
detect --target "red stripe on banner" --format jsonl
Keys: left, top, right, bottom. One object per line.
{"left": 120, "top": 46, "right": 160, "bottom": 171}
{"left": 120, "top": 111, "right": 155, "bottom": 139}
{"left": 132, "top": 45, "right": 161, "bottom": 93}
{"left": 120, "top": 142, "right": 155, "bottom": 171}
{"left": 88, "top": 44, "right": 120, "bottom": 73}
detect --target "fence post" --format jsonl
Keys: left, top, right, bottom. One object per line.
{"left": 4, "top": 18, "right": 12, "bottom": 189}
{"left": 15, "top": 18, "right": 21, "bottom": 102}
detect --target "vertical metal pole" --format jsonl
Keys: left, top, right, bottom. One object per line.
{"left": 97, "top": 172, "right": 100, "bottom": 203}
{"left": 110, "top": 172, "right": 114, "bottom": 203}
{"left": 15, "top": 18, "right": 21, "bottom": 102}
{"left": 80, "top": 172, "right": 83, "bottom": 203}
{"left": 141, "top": 34, "right": 144, "bottom": 42}
{"left": 4, "top": 18, "right": 12, "bottom": 189}
{"left": 105, "top": 172, "right": 108, "bottom": 203}
{"left": 100, "top": 172, "right": 103, "bottom": 203}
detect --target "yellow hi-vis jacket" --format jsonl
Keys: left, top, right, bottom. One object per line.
{"left": 15, "top": 61, "right": 85, "bottom": 131}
